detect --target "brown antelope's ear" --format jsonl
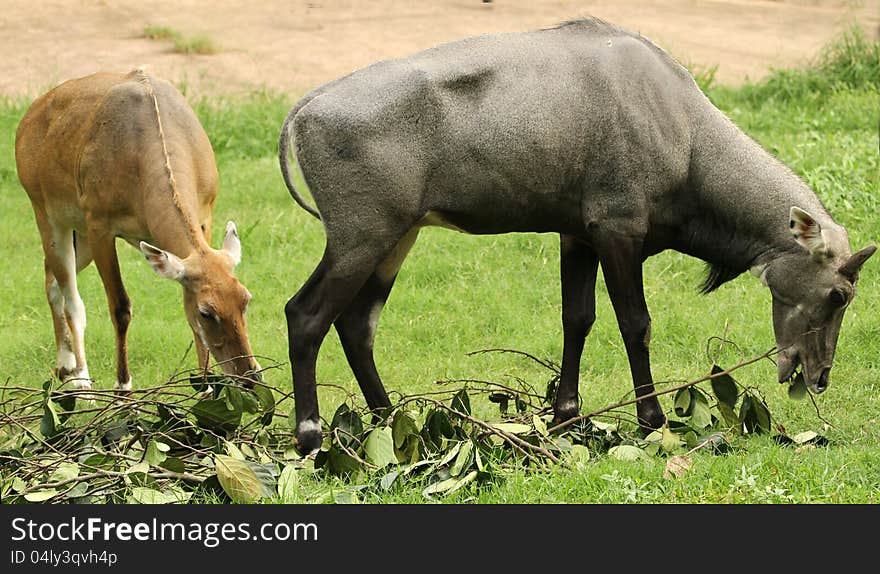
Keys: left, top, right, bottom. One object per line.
{"left": 839, "top": 245, "right": 877, "bottom": 281}
{"left": 222, "top": 221, "right": 241, "bottom": 267}
{"left": 789, "top": 207, "right": 826, "bottom": 255}
{"left": 140, "top": 241, "right": 186, "bottom": 282}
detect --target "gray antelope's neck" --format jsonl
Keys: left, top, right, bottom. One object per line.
{"left": 680, "top": 105, "right": 829, "bottom": 287}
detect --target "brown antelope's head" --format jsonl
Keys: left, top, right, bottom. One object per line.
{"left": 140, "top": 221, "right": 261, "bottom": 384}
{"left": 758, "top": 207, "right": 875, "bottom": 395}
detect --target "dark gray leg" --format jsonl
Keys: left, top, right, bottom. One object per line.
{"left": 553, "top": 234, "right": 599, "bottom": 423}
{"left": 597, "top": 235, "right": 665, "bottom": 433}
{"left": 334, "top": 227, "right": 419, "bottom": 414}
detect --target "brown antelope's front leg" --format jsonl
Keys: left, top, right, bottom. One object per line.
{"left": 88, "top": 229, "right": 133, "bottom": 392}
{"left": 597, "top": 235, "right": 665, "bottom": 433}
{"left": 553, "top": 235, "right": 599, "bottom": 423}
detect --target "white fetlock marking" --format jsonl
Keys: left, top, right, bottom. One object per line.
{"left": 72, "top": 379, "right": 92, "bottom": 390}
{"left": 56, "top": 348, "right": 76, "bottom": 375}
{"left": 114, "top": 378, "right": 133, "bottom": 392}
{"left": 298, "top": 419, "right": 322, "bottom": 434}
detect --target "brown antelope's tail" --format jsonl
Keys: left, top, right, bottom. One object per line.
{"left": 278, "top": 97, "right": 321, "bottom": 220}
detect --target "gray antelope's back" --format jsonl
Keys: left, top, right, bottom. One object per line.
{"left": 292, "top": 19, "right": 700, "bottom": 235}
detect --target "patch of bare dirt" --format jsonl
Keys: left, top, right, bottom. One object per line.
{"left": 1, "top": 0, "right": 877, "bottom": 98}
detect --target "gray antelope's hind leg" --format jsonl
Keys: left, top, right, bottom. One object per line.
{"left": 334, "top": 228, "right": 420, "bottom": 417}
{"left": 553, "top": 234, "right": 599, "bottom": 423}
{"left": 597, "top": 234, "right": 665, "bottom": 433}
{"left": 285, "top": 227, "right": 416, "bottom": 455}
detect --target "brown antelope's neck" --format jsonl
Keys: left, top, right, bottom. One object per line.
{"left": 137, "top": 70, "right": 209, "bottom": 258}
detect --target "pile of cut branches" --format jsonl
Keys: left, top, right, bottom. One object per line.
{"left": 0, "top": 342, "right": 827, "bottom": 504}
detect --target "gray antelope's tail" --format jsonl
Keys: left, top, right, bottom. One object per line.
{"left": 278, "top": 98, "right": 321, "bottom": 220}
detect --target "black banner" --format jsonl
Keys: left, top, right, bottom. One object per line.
{"left": 0, "top": 504, "right": 871, "bottom": 570}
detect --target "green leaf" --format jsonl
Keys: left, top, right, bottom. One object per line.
{"left": 788, "top": 375, "right": 808, "bottom": 400}
{"left": 379, "top": 470, "right": 399, "bottom": 491}
{"left": 128, "top": 487, "right": 176, "bottom": 504}
{"left": 446, "top": 470, "right": 478, "bottom": 495}
{"left": 451, "top": 389, "right": 471, "bottom": 415}
{"left": 363, "top": 427, "right": 397, "bottom": 469}
{"left": 244, "top": 461, "right": 278, "bottom": 497}
{"left": 425, "top": 410, "right": 455, "bottom": 447}
{"left": 488, "top": 392, "right": 510, "bottom": 415}
{"left": 224, "top": 441, "right": 246, "bottom": 460}
{"left": 392, "top": 410, "right": 419, "bottom": 449}
{"left": 160, "top": 457, "right": 186, "bottom": 473}
{"left": 450, "top": 440, "right": 474, "bottom": 477}
{"left": 251, "top": 384, "right": 276, "bottom": 425}
{"left": 214, "top": 454, "right": 263, "bottom": 503}
{"left": 277, "top": 464, "right": 299, "bottom": 502}
{"left": 422, "top": 476, "right": 460, "bottom": 497}
{"left": 49, "top": 461, "right": 80, "bottom": 482}
{"left": 145, "top": 441, "right": 170, "bottom": 466}
{"left": 661, "top": 424, "right": 683, "bottom": 452}
{"left": 330, "top": 404, "right": 363, "bottom": 448}
{"left": 689, "top": 389, "right": 713, "bottom": 430}
{"left": 24, "top": 489, "right": 59, "bottom": 502}
{"left": 191, "top": 398, "right": 242, "bottom": 435}
{"left": 564, "top": 444, "right": 591, "bottom": 471}
{"left": 717, "top": 403, "right": 741, "bottom": 431}
{"left": 437, "top": 441, "right": 463, "bottom": 468}
{"left": 609, "top": 445, "right": 650, "bottom": 461}
{"left": 674, "top": 388, "right": 694, "bottom": 418}
{"left": 741, "top": 393, "right": 771, "bottom": 434}
{"left": 327, "top": 446, "right": 362, "bottom": 477}
{"left": 40, "top": 401, "right": 61, "bottom": 437}
{"left": 710, "top": 365, "right": 739, "bottom": 409}
{"left": 124, "top": 461, "right": 153, "bottom": 487}
{"left": 532, "top": 414, "right": 548, "bottom": 437}
{"left": 491, "top": 423, "right": 532, "bottom": 435}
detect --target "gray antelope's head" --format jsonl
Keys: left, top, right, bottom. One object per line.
{"left": 758, "top": 207, "right": 875, "bottom": 394}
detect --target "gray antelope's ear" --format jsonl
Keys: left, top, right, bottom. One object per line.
{"left": 789, "top": 207, "right": 826, "bottom": 255}
{"left": 838, "top": 245, "right": 877, "bottom": 281}
{"left": 222, "top": 221, "right": 241, "bottom": 267}
{"left": 140, "top": 242, "right": 187, "bottom": 282}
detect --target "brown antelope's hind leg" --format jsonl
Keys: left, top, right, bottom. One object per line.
{"left": 88, "top": 229, "right": 133, "bottom": 393}
{"left": 334, "top": 228, "right": 420, "bottom": 417}
{"left": 597, "top": 234, "right": 665, "bottom": 433}
{"left": 553, "top": 235, "right": 599, "bottom": 423}
{"left": 34, "top": 212, "right": 91, "bottom": 390}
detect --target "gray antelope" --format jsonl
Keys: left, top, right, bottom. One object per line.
{"left": 16, "top": 69, "right": 260, "bottom": 393}
{"left": 279, "top": 19, "right": 875, "bottom": 453}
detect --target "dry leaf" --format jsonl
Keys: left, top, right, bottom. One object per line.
{"left": 663, "top": 454, "right": 693, "bottom": 479}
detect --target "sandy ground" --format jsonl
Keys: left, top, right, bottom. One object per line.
{"left": 1, "top": 0, "right": 877, "bottom": 98}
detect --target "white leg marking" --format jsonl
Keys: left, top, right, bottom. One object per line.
{"left": 114, "top": 377, "right": 133, "bottom": 392}
{"left": 298, "top": 419, "right": 322, "bottom": 434}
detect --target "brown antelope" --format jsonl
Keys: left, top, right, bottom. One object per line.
{"left": 16, "top": 69, "right": 260, "bottom": 393}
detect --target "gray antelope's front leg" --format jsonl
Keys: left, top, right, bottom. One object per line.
{"left": 597, "top": 235, "right": 665, "bottom": 433}
{"left": 553, "top": 235, "right": 599, "bottom": 423}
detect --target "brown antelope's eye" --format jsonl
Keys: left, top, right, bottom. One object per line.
{"left": 199, "top": 308, "right": 216, "bottom": 321}
{"left": 829, "top": 289, "right": 847, "bottom": 308}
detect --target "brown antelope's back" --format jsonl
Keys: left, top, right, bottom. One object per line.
{"left": 16, "top": 70, "right": 218, "bottom": 246}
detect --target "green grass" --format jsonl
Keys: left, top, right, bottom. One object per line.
{"left": 1, "top": 31, "right": 878, "bottom": 503}
{"left": 143, "top": 25, "right": 218, "bottom": 55}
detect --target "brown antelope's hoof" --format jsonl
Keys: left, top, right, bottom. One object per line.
{"left": 295, "top": 421, "right": 324, "bottom": 456}
{"left": 112, "top": 379, "right": 133, "bottom": 400}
